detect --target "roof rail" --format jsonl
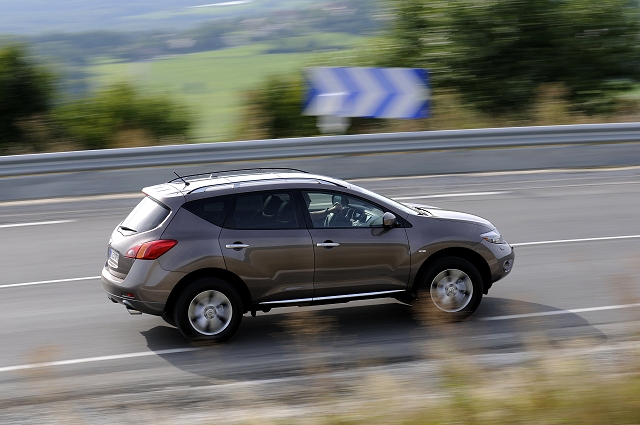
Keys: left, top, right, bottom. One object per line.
{"left": 167, "top": 168, "right": 309, "bottom": 184}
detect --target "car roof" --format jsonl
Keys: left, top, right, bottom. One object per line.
{"left": 143, "top": 169, "right": 350, "bottom": 203}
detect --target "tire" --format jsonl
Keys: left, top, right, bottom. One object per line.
{"left": 414, "top": 257, "right": 483, "bottom": 322}
{"left": 174, "top": 277, "right": 243, "bottom": 342}
{"left": 161, "top": 311, "right": 176, "bottom": 327}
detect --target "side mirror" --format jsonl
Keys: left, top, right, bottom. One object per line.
{"left": 383, "top": 212, "right": 396, "bottom": 228}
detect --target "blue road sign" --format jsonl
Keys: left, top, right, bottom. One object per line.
{"left": 303, "top": 67, "right": 430, "bottom": 119}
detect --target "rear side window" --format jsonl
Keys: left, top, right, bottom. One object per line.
{"left": 121, "top": 196, "right": 170, "bottom": 233}
{"left": 182, "top": 195, "right": 231, "bottom": 227}
{"left": 225, "top": 191, "right": 299, "bottom": 229}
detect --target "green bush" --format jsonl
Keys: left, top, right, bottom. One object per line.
{"left": 236, "top": 74, "right": 318, "bottom": 140}
{"left": 55, "top": 83, "right": 192, "bottom": 149}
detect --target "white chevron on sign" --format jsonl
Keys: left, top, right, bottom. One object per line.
{"left": 379, "top": 68, "right": 430, "bottom": 119}
{"left": 303, "top": 67, "right": 349, "bottom": 116}
{"left": 303, "top": 67, "right": 430, "bottom": 119}
{"left": 349, "top": 67, "right": 388, "bottom": 118}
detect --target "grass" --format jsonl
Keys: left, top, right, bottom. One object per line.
{"left": 6, "top": 307, "right": 640, "bottom": 424}
{"left": 86, "top": 36, "right": 366, "bottom": 141}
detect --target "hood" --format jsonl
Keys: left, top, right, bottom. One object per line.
{"left": 407, "top": 203, "right": 494, "bottom": 229}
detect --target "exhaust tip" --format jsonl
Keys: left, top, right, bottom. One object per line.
{"left": 123, "top": 300, "right": 142, "bottom": 315}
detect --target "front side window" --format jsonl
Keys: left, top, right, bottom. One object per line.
{"left": 225, "top": 191, "right": 300, "bottom": 229}
{"left": 120, "top": 196, "right": 171, "bottom": 234}
{"left": 302, "top": 191, "right": 386, "bottom": 229}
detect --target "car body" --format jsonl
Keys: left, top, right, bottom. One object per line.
{"left": 102, "top": 169, "right": 515, "bottom": 341}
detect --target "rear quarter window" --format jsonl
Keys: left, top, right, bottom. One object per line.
{"left": 182, "top": 195, "right": 231, "bottom": 227}
{"left": 121, "top": 196, "right": 171, "bottom": 233}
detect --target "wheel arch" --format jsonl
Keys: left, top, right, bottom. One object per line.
{"left": 164, "top": 268, "right": 252, "bottom": 316}
{"left": 412, "top": 247, "right": 492, "bottom": 294}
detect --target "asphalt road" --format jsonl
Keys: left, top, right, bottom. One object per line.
{"left": 1, "top": 167, "right": 640, "bottom": 414}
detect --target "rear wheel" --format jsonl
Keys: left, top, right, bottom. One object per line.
{"left": 415, "top": 257, "right": 483, "bottom": 322}
{"left": 174, "top": 277, "right": 243, "bottom": 342}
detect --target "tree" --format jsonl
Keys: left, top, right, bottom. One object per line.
{"left": 0, "top": 44, "right": 54, "bottom": 147}
{"left": 382, "top": 0, "right": 640, "bottom": 114}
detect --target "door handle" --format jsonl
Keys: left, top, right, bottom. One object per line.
{"left": 317, "top": 242, "right": 340, "bottom": 248}
{"left": 226, "top": 243, "right": 249, "bottom": 250}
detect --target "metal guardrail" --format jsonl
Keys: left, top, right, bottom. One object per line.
{"left": 1, "top": 122, "right": 640, "bottom": 177}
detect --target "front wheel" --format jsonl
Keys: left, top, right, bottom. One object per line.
{"left": 174, "top": 277, "right": 243, "bottom": 342}
{"left": 415, "top": 257, "right": 483, "bottom": 322}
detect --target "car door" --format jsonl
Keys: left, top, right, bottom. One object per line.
{"left": 219, "top": 190, "right": 315, "bottom": 304}
{"left": 299, "top": 190, "right": 411, "bottom": 300}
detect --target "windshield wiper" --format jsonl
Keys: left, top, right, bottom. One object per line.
{"left": 401, "top": 203, "right": 428, "bottom": 215}
{"left": 119, "top": 225, "right": 137, "bottom": 233}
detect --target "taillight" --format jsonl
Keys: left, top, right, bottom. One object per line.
{"left": 124, "top": 240, "right": 178, "bottom": 260}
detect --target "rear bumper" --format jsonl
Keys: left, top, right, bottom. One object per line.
{"left": 101, "top": 265, "right": 166, "bottom": 315}
{"left": 104, "top": 290, "right": 165, "bottom": 315}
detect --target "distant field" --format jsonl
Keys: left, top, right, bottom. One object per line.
{"left": 87, "top": 36, "right": 366, "bottom": 141}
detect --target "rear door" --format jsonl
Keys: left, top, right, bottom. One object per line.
{"left": 219, "top": 190, "right": 315, "bottom": 304}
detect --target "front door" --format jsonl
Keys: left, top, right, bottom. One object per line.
{"left": 300, "top": 190, "right": 411, "bottom": 299}
{"left": 219, "top": 190, "right": 314, "bottom": 304}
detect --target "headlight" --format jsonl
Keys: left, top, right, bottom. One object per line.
{"left": 481, "top": 230, "right": 503, "bottom": 244}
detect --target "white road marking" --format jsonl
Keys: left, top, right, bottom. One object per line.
{"left": 394, "top": 191, "right": 509, "bottom": 200}
{"left": 511, "top": 235, "right": 640, "bottom": 247}
{"left": 189, "top": 0, "right": 250, "bottom": 7}
{"left": 350, "top": 165, "right": 640, "bottom": 182}
{"left": 0, "top": 348, "right": 200, "bottom": 374}
{"left": 0, "top": 276, "right": 101, "bottom": 289}
{"left": 0, "top": 220, "right": 76, "bottom": 229}
{"left": 0, "top": 193, "right": 142, "bottom": 207}
{"left": 481, "top": 303, "right": 640, "bottom": 321}
{"left": 0, "top": 166, "right": 637, "bottom": 208}
{"left": 384, "top": 180, "right": 640, "bottom": 196}
{"left": 1, "top": 302, "right": 639, "bottom": 373}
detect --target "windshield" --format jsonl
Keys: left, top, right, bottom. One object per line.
{"left": 120, "top": 196, "right": 170, "bottom": 233}
{"left": 350, "top": 184, "right": 419, "bottom": 216}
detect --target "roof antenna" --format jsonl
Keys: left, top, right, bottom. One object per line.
{"left": 174, "top": 172, "right": 190, "bottom": 186}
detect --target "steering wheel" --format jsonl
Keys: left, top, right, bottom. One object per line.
{"left": 344, "top": 206, "right": 359, "bottom": 221}
{"left": 324, "top": 204, "right": 353, "bottom": 227}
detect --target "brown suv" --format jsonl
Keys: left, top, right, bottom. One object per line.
{"left": 102, "top": 169, "right": 514, "bottom": 341}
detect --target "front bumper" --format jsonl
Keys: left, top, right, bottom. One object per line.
{"left": 491, "top": 243, "right": 515, "bottom": 281}
{"left": 474, "top": 240, "right": 515, "bottom": 293}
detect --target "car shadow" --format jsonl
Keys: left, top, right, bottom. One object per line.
{"left": 140, "top": 297, "right": 606, "bottom": 380}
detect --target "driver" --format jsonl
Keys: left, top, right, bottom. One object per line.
{"left": 303, "top": 193, "right": 344, "bottom": 224}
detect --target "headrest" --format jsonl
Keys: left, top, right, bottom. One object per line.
{"left": 277, "top": 201, "right": 296, "bottom": 223}
{"left": 263, "top": 195, "right": 283, "bottom": 216}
